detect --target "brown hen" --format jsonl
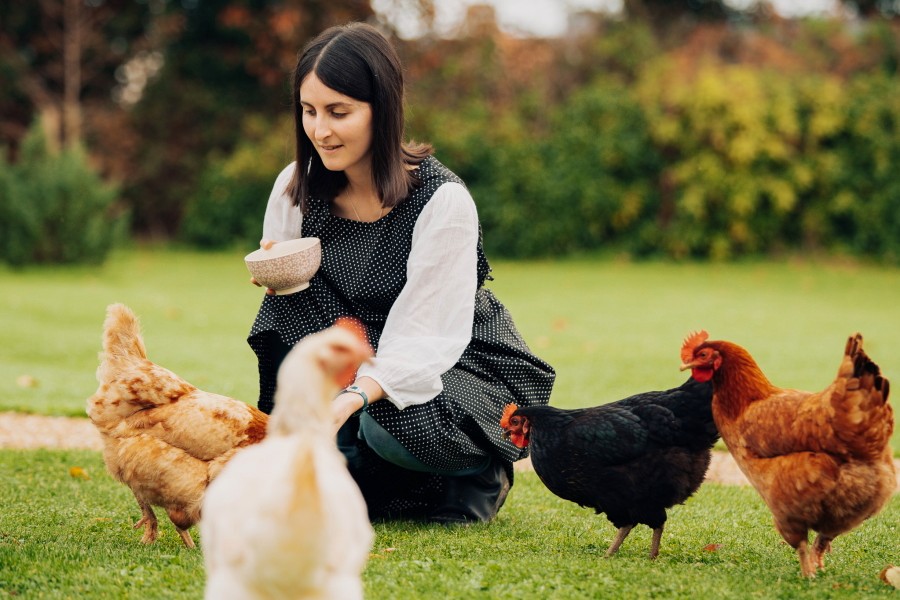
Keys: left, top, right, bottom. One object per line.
{"left": 681, "top": 331, "right": 895, "bottom": 577}
{"left": 86, "top": 303, "right": 268, "bottom": 547}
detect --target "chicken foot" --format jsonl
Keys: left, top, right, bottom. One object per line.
{"left": 132, "top": 496, "right": 159, "bottom": 544}
{"left": 605, "top": 525, "right": 634, "bottom": 557}
{"left": 795, "top": 540, "right": 818, "bottom": 578}
{"left": 812, "top": 534, "right": 833, "bottom": 571}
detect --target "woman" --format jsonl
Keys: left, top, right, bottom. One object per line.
{"left": 248, "top": 22, "right": 554, "bottom": 524}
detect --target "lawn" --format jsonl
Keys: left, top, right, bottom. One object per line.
{"left": 0, "top": 248, "right": 899, "bottom": 599}
{"left": 1, "top": 247, "right": 898, "bottom": 452}
{"left": 0, "top": 449, "right": 898, "bottom": 599}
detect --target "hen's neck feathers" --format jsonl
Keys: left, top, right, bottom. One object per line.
{"left": 268, "top": 362, "right": 336, "bottom": 437}
{"left": 710, "top": 341, "right": 779, "bottom": 421}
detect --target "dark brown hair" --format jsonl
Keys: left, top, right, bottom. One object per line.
{"left": 289, "top": 22, "right": 432, "bottom": 212}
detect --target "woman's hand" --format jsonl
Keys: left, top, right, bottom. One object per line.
{"left": 250, "top": 239, "right": 278, "bottom": 295}
{"left": 331, "top": 377, "right": 384, "bottom": 435}
{"left": 331, "top": 392, "right": 365, "bottom": 434}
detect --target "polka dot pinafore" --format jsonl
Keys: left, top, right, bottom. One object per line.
{"left": 247, "top": 156, "right": 555, "bottom": 474}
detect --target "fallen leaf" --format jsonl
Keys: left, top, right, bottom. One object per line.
{"left": 880, "top": 565, "right": 900, "bottom": 588}
{"left": 69, "top": 466, "right": 90, "bottom": 480}
{"left": 383, "top": 548, "right": 397, "bottom": 553}
{"left": 16, "top": 374, "right": 39, "bottom": 388}
{"left": 702, "top": 543, "right": 724, "bottom": 552}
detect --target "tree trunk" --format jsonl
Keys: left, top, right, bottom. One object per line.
{"left": 63, "top": 0, "right": 82, "bottom": 148}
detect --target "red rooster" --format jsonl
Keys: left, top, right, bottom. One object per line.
{"left": 680, "top": 331, "right": 895, "bottom": 577}
{"left": 500, "top": 333, "right": 717, "bottom": 558}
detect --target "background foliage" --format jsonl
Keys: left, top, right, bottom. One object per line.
{"left": 2, "top": 3, "right": 900, "bottom": 263}
{"left": 0, "top": 119, "right": 125, "bottom": 266}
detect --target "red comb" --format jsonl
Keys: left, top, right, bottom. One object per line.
{"left": 681, "top": 330, "right": 709, "bottom": 364}
{"left": 335, "top": 316, "right": 370, "bottom": 346}
{"left": 333, "top": 317, "right": 373, "bottom": 387}
{"left": 499, "top": 403, "right": 519, "bottom": 428}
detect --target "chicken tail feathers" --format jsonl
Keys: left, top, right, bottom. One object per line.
{"left": 102, "top": 303, "right": 148, "bottom": 364}
{"left": 833, "top": 333, "right": 894, "bottom": 458}
{"left": 846, "top": 334, "right": 890, "bottom": 406}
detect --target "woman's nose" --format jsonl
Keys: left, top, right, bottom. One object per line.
{"left": 314, "top": 117, "right": 332, "bottom": 142}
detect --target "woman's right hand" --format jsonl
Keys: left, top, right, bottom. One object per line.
{"left": 250, "top": 239, "right": 277, "bottom": 295}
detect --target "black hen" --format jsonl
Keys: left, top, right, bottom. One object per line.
{"left": 500, "top": 371, "right": 717, "bottom": 558}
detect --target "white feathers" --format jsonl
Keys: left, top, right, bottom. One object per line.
{"left": 201, "top": 325, "right": 374, "bottom": 599}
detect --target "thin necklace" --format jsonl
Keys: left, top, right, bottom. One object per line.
{"left": 349, "top": 195, "right": 384, "bottom": 222}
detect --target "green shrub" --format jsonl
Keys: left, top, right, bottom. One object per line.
{"left": 540, "top": 82, "right": 661, "bottom": 256}
{"left": 180, "top": 115, "right": 294, "bottom": 249}
{"left": 0, "top": 120, "right": 125, "bottom": 266}
{"left": 833, "top": 74, "right": 900, "bottom": 263}
{"left": 424, "top": 84, "right": 659, "bottom": 258}
{"left": 635, "top": 63, "right": 850, "bottom": 259}
{"left": 177, "top": 66, "right": 900, "bottom": 264}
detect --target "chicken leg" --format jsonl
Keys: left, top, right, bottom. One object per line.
{"left": 605, "top": 525, "right": 634, "bottom": 557}
{"left": 132, "top": 496, "right": 158, "bottom": 544}
{"left": 649, "top": 526, "right": 664, "bottom": 559}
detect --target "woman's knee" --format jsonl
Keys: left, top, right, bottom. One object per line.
{"left": 358, "top": 414, "right": 489, "bottom": 476}
{"left": 358, "top": 414, "right": 432, "bottom": 472}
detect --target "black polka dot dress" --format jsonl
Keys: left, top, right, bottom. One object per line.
{"left": 248, "top": 156, "right": 555, "bottom": 476}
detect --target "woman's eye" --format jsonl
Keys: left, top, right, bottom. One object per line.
{"left": 303, "top": 109, "right": 315, "bottom": 117}
{"left": 331, "top": 112, "right": 347, "bottom": 119}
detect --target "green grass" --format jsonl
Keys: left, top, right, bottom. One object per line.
{"left": 1, "top": 248, "right": 899, "bottom": 598}
{"left": 0, "top": 449, "right": 897, "bottom": 599}
{"left": 1, "top": 247, "right": 897, "bottom": 452}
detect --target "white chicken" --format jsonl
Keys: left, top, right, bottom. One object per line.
{"left": 201, "top": 320, "right": 375, "bottom": 600}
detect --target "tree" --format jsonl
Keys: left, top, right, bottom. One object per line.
{"left": 0, "top": 0, "right": 160, "bottom": 154}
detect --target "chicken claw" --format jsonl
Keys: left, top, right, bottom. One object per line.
{"left": 133, "top": 510, "right": 158, "bottom": 545}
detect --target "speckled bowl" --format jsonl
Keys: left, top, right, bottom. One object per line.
{"left": 244, "top": 237, "right": 321, "bottom": 295}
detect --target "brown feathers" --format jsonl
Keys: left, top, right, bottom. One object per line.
{"left": 87, "top": 303, "right": 268, "bottom": 547}
{"left": 685, "top": 332, "right": 895, "bottom": 577}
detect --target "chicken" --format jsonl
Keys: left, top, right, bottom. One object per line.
{"left": 201, "top": 319, "right": 374, "bottom": 600}
{"left": 680, "top": 330, "right": 895, "bottom": 577}
{"left": 500, "top": 335, "right": 717, "bottom": 559}
{"left": 86, "top": 303, "right": 268, "bottom": 547}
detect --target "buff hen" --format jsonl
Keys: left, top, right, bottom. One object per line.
{"left": 86, "top": 303, "right": 268, "bottom": 547}
{"left": 201, "top": 320, "right": 374, "bottom": 600}
{"left": 681, "top": 331, "right": 895, "bottom": 577}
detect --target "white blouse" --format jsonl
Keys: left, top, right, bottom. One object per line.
{"left": 260, "top": 163, "right": 479, "bottom": 410}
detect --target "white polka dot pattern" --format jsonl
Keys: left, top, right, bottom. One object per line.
{"left": 248, "top": 156, "right": 555, "bottom": 473}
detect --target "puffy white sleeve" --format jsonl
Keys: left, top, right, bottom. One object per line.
{"left": 261, "top": 163, "right": 302, "bottom": 241}
{"left": 357, "top": 181, "right": 479, "bottom": 410}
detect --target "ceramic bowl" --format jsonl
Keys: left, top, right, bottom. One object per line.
{"left": 244, "top": 237, "right": 321, "bottom": 295}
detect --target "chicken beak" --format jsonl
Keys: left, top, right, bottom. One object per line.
{"left": 679, "top": 360, "right": 695, "bottom": 372}
{"left": 501, "top": 429, "right": 511, "bottom": 440}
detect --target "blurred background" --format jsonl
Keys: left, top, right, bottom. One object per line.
{"left": 1, "top": 0, "right": 899, "bottom": 265}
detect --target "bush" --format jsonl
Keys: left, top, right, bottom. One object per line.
{"left": 0, "top": 120, "right": 125, "bottom": 266}
{"left": 180, "top": 115, "right": 294, "bottom": 249}
{"left": 832, "top": 75, "right": 900, "bottom": 263}
{"left": 421, "top": 84, "right": 659, "bottom": 258}
{"left": 635, "top": 63, "right": 848, "bottom": 259}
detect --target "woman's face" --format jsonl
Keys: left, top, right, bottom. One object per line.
{"left": 299, "top": 73, "right": 374, "bottom": 179}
